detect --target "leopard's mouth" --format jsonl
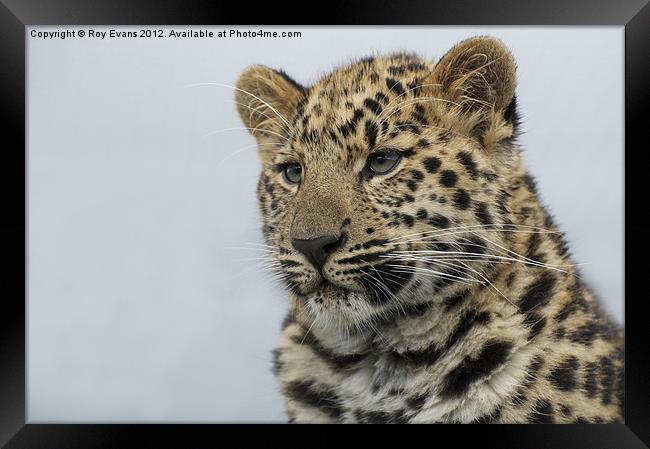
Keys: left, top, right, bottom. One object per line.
{"left": 297, "top": 277, "right": 367, "bottom": 306}
{"left": 297, "top": 261, "right": 415, "bottom": 302}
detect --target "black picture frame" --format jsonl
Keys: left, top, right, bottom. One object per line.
{"left": 1, "top": 0, "right": 648, "bottom": 447}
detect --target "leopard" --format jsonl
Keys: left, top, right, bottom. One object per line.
{"left": 234, "top": 36, "right": 624, "bottom": 423}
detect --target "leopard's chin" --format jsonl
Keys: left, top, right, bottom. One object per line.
{"left": 300, "top": 280, "right": 392, "bottom": 331}
{"left": 303, "top": 279, "right": 353, "bottom": 301}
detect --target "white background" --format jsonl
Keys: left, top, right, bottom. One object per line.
{"left": 27, "top": 27, "right": 623, "bottom": 422}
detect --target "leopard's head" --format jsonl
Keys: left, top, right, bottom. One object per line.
{"left": 236, "top": 36, "right": 520, "bottom": 329}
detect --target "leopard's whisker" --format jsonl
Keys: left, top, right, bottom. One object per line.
{"left": 235, "top": 256, "right": 281, "bottom": 264}
{"left": 299, "top": 316, "right": 319, "bottom": 345}
{"left": 387, "top": 252, "right": 570, "bottom": 273}
{"left": 217, "top": 141, "right": 283, "bottom": 167}
{"left": 229, "top": 245, "right": 278, "bottom": 252}
{"left": 359, "top": 267, "right": 407, "bottom": 316}
{"left": 385, "top": 251, "right": 570, "bottom": 273}
{"left": 236, "top": 242, "right": 282, "bottom": 250}
{"left": 202, "top": 126, "right": 291, "bottom": 143}
{"left": 239, "top": 241, "right": 280, "bottom": 246}
{"left": 227, "top": 99, "right": 294, "bottom": 136}
{"left": 383, "top": 263, "right": 478, "bottom": 284}
{"left": 453, "top": 260, "right": 518, "bottom": 308}
{"left": 393, "top": 228, "right": 561, "bottom": 246}
{"left": 185, "top": 81, "right": 296, "bottom": 135}
{"left": 390, "top": 223, "right": 560, "bottom": 243}
{"left": 360, "top": 266, "right": 410, "bottom": 316}
{"left": 459, "top": 233, "right": 569, "bottom": 274}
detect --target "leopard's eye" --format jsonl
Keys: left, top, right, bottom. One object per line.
{"left": 367, "top": 150, "right": 401, "bottom": 175}
{"left": 282, "top": 163, "right": 302, "bottom": 184}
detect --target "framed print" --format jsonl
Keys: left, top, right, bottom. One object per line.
{"left": 1, "top": 0, "right": 648, "bottom": 447}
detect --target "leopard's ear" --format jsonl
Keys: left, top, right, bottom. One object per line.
{"left": 430, "top": 36, "right": 518, "bottom": 148}
{"left": 235, "top": 65, "right": 306, "bottom": 161}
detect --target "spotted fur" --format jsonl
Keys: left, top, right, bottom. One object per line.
{"left": 236, "top": 36, "right": 623, "bottom": 423}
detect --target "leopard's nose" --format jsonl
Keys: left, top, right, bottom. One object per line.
{"left": 292, "top": 233, "right": 347, "bottom": 272}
